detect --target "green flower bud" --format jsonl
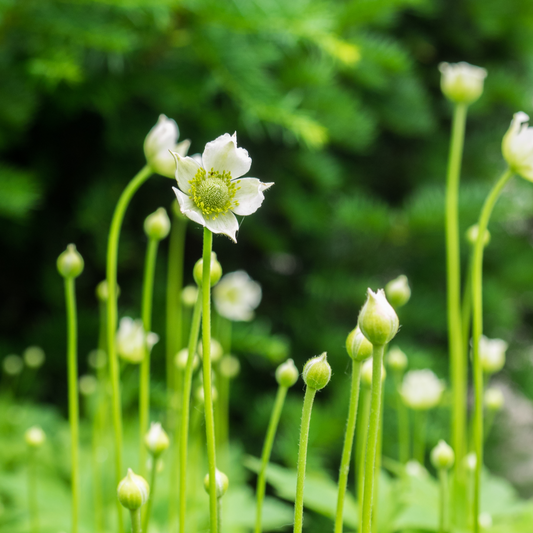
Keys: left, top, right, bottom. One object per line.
{"left": 385, "top": 275, "right": 411, "bottom": 309}
{"left": 3, "top": 354, "right": 23, "bottom": 376}
{"left": 96, "top": 280, "right": 120, "bottom": 302}
{"left": 204, "top": 469, "right": 229, "bottom": 499}
{"left": 144, "top": 422, "right": 170, "bottom": 457}
{"left": 144, "top": 207, "right": 171, "bottom": 241}
{"left": 479, "top": 335, "right": 507, "bottom": 375}
{"left": 438, "top": 62, "right": 487, "bottom": 105}
{"left": 430, "top": 439, "right": 455, "bottom": 470}
{"left": 57, "top": 244, "right": 84, "bottom": 279}
{"left": 25, "top": 426, "right": 46, "bottom": 448}
{"left": 117, "top": 468, "right": 150, "bottom": 510}
{"left": 88, "top": 349, "right": 107, "bottom": 370}
{"left": 345, "top": 326, "right": 373, "bottom": 362}
{"left": 79, "top": 375, "right": 98, "bottom": 396}
{"left": 198, "top": 338, "right": 224, "bottom": 363}
{"left": 193, "top": 253, "right": 222, "bottom": 287}
{"left": 220, "top": 355, "right": 240, "bottom": 379}
{"left": 182, "top": 285, "right": 199, "bottom": 307}
{"left": 195, "top": 385, "right": 218, "bottom": 404}
{"left": 358, "top": 288, "right": 399, "bottom": 346}
{"left": 386, "top": 346, "right": 408, "bottom": 372}
{"left": 23, "top": 346, "right": 45, "bottom": 369}
{"left": 484, "top": 387, "right": 504, "bottom": 412}
{"left": 302, "top": 352, "right": 331, "bottom": 391}
{"left": 466, "top": 225, "right": 490, "bottom": 248}
{"left": 275, "top": 358, "right": 299, "bottom": 388}
{"left": 361, "top": 358, "right": 386, "bottom": 388}
{"left": 174, "top": 348, "right": 199, "bottom": 371}
{"left": 464, "top": 452, "right": 477, "bottom": 472}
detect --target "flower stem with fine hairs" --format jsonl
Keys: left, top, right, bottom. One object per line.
{"left": 439, "top": 468, "right": 450, "bottom": 533}
{"left": 27, "top": 448, "right": 38, "bottom": 533}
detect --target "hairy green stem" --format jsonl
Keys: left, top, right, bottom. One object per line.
{"left": 356, "top": 386, "right": 370, "bottom": 523}
{"left": 293, "top": 386, "right": 317, "bottom": 533}
{"left": 334, "top": 360, "right": 362, "bottom": 533}
{"left": 130, "top": 508, "right": 142, "bottom": 533}
{"left": 143, "top": 459, "right": 158, "bottom": 533}
{"left": 471, "top": 168, "right": 514, "bottom": 533}
{"left": 254, "top": 384, "right": 289, "bottom": 533}
{"left": 106, "top": 165, "right": 152, "bottom": 532}
{"left": 361, "top": 344, "right": 385, "bottom": 533}
{"left": 392, "top": 369, "right": 409, "bottom": 463}
{"left": 439, "top": 468, "right": 450, "bottom": 533}
{"left": 28, "top": 448, "right": 38, "bottom": 533}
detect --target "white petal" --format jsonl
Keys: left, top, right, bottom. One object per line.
{"left": 172, "top": 187, "right": 206, "bottom": 227}
{"left": 202, "top": 133, "right": 251, "bottom": 178}
{"left": 171, "top": 152, "right": 202, "bottom": 194}
{"left": 174, "top": 139, "right": 191, "bottom": 157}
{"left": 204, "top": 211, "right": 239, "bottom": 243}
{"left": 231, "top": 178, "right": 273, "bottom": 216}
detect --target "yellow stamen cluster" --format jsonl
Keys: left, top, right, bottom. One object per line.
{"left": 189, "top": 168, "right": 240, "bottom": 219}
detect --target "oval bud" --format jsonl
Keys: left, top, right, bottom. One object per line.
{"left": 96, "top": 280, "right": 120, "bottom": 302}
{"left": 23, "top": 346, "right": 45, "bottom": 369}
{"left": 502, "top": 112, "right": 533, "bottom": 182}
{"left": 484, "top": 387, "right": 504, "bottom": 412}
{"left": 174, "top": 348, "right": 199, "bottom": 371}
{"left": 464, "top": 452, "right": 477, "bottom": 472}
{"left": 193, "top": 253, "right": 223, "bottom": 287}
{"left": 361, "top": 358, "right": 386, "bottom": 388}
{"left": 57, "top": 244, "right": 84, "bottom": 279}
{"left": 220, "top": 355, "right": 240, "bottom": 379}
{"left": 117, "top": 468, "right": 150, "bottom": 510}
{"left": 144, "top": 422, "right": 170, "bottom": 457}
{"left": 275, "top": 358, "right": 299, "bottom": 388}
{"left": 182, "top": 285, "right": 199, "bottom": 307}
{"left": 479, "top": 335, "right": 507, "bottom": 375}
{"left": 144, "top": 207, "right": 171, "bottom": 241}
{"left": 302, "top": 352, "right": 331, "bottom": 391}
{"left": 385, "top": 275, "right": 411, "bottom": 309}
{"left": 204, "top": 469, "right": 229, "bottom": 498}
{"left": 466, "top": 225, "right": 490, "bottom": 248}
{"left": 88, "top": 349, "right": 107, "bottom": 370}
{"left": 25, "top": 426, "right": 46, "bottom": 448}
{"left": 430, "top": 440, "right": 455, "bottom": 470}
{"left": 345, "top": 326, "right": 373, "bottom": 362}
{"left": 438, "top": 62, "right": 487, "bottom": 105}
{"left": 358, "top": 288, "right": 399, "bottom": 346}
{"left": 386, "top": 346, "right": 408, "bottom": 372}
{"left": 198, "top": 338, "right": 224, "bottom": 363}
{"left": 195, "top": 385, "right": 218, "bottom": 404}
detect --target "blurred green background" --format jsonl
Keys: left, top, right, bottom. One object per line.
{"left": 3, "top": 0, "right": 533, "bottom": 506}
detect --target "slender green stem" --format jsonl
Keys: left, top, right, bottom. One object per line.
{"left": 130, "top": 508, "right": 142, "bottom": 533}
{"left": 65, "top": 277, "right": 79, "bottom": 533}
{"left": 392, "top": 370, "right": 409, "bottom": 464}
{"left": 217, "top": 497, "right": 222, "bottom": 533}
{"left": 471, "top": 168, "right": 513, "bottom": 533}
{"left": 91, "top": 401, "right": 105, "bottom": 533}
{"left": 106, "top": 165, "right": 152, "bottom": 532}
{"left": 439, "top": 468, "right": 450, "bottom": 533}
{"left": 202, "top": 228, "right": 218, "bottom": 533}
{"left": 179, "top": 292, "right": 203, "bottom": 533}
{"left": 293, "top": 386, "right": 317, "bottom": 533}
{"left": 334, "top": 360, "right": 362, "bottom": 533}
{"left": 254, "top": 385, "right": 289, "bottom": 533}
{"left": 143, "top": 459, "right": 158, "bottom": 533}
{"left": 413, "top": 409, "right": 428, "bottom": 464}
{"left": 139, "top": 238, "right": 159, "bottom": 474}
{"left": 461, "top": 252, "right": 474, "bottom": 361}
{"left": 356, "top": 387, "right": 370, "bottom": 523}
{"left": 445, "top": 103, "right": 468, "bottom": 466}
{"left": 372, "top": 385, "right": 385, "bottom": 533}
{"left": 361, "top": 344, "right": 385, "bottom": 533}
{"left": 28, "top": 448, "right": 38, "bottom": 533}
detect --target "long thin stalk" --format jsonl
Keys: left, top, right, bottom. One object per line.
{"left": 106, "top": 165, "right": 152, "bottom": 532}
{"left": 143, "top": 460, "right": 158, "bottom": 533}
{"left": 439, "top": 469, "right": 450, "bottom": 533}
{"left": 254, "top": 384, "right": 289, "bottom": 533}
{"left": 361, "top": 344, "right": 385, "bottom": 533}
{"left": 139, "top": 238, "right": 159, "bottom": 474}
{"left": 130, "top": 508, "right": 142, "bottom": 533}
{"left": 413, "top": 409, "right": 428, "bottom": 464}
{"left": 471, "top": 168, "right": 514, "bottom": 533}
{"left": 445, "top": 103, "right": 468, "bottom": 466}
{"left": 179, "top": 292, "right": 203, "bottom": 533}
{"left": 372, "top": 385, "right": 385, "bottom": 533}
{"left": 65, "top": 277, "right": 80, "bottom": 533}
{"left": 392, "top": 370, "right": 409, "bottom": 464}
{"left": 293, "top": 386, "right": 317, "bottom": 533}
{"left": 356, "top": 387, "right": 370, "bottom": 522}
{"left": 28, "top": 448, "right": 38, "bottom": 533}
{"left": 201, "top": 228, "right": 218, "bottom": 533}
{"left": 334, "top": 360, "right": 362, "bottom": 533}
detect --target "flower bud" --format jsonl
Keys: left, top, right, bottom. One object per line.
{"left": 358, "top": 289, "right": 399, "bottom": 346}
{"left": 23, "top": 346, "right": 45, "bottom": 369}
{"left": 479, "top": 335, "right": 507, "bottom": 375}
{"left": 116, "top": 318, "right": 158, "bottom": 365}
{"left": 466, "top": 225, "right": 490, "bottom": 248}
{"left": 198, "top": 338, "right": 224, "bottom": 363}
{"left": 346, "top": 326, "right": 373, "bottom": 362}
{"left": 144, "top": 422, "right": 170, "bottom": 457}
{"left": 302, "top": 352, "right": 331, "bottom": 391}
{"left": 464, "top": 452, "right": 477, "bottom": 472}
{"left": 88, "top": 349, "right": 107, "bottom": 370}
{"left": 361, "top": 358, "right": 386, "bottom": 388}
{"left": 25, "top": 426, "right": 46, "bottom": 448}
{"left": 502, "top": 111, "right": 533, "bottom": 182}
{"left": 484, "top": 387, "right": 504, "bottom": 411}
{"left": 220, "top": 355, "right": 240, "bottom": 379}
{"left": 182, "top": 285, "right": 199, "bottom": 307}
{"left": 57, "top": 244, "right": 84, "bottom": 279}
{"left": 79, "top": 375, "right": 98, "bottom": 396}
{"left": 144, "top": 207, "right": 171, "bottom": 241}
{"left": 438, "top": 62, "right": 487, "bottom": 105}
{"left": 174, "top": 348, "right": 199, "bottom": 371}
{"left": 401, "top": 369, "right": 444, "bottom": 410}
{"left": 386, "top": 346, "right": 408, "bottom": 372}
{"left": 195, "top": 385, "right": 218, "bottom": 404}
{"left": 385, "top": 275, "right": 411, "bottom": 309}
{"left": 117, "top": 468, "right": 150, "bottom": 510}
{"left": 430, "top": 440, "right": 455, "bottom": 470}
{"left": 3, "top": 354, "right": 23, "bottom": 375}
{"left": 275, "top": 358, "right": 299, "bottom": 388}
{"left": 204, "top": 469, "right": 229, "bottom": 498}
{"left": 193, "top": 253, "right": 222, "bottom": 287}
{"left": 405, "top": 460, "right": 428, "bottom": 478}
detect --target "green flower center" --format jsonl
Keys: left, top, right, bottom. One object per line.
{"left": 189, "top": 168, "right": 240, "bottom": 219}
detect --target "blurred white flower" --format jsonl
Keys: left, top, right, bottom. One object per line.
{"left": 116, "top": 317, "right": 159, "bottom": 364}
{"left": 479, "top": 335, "right": 507, "bottom": 374}
{"left": 438, "top": 62, "right": 487, "bottom": 104}
{"left": 401, "top": 369, "right": 444, "bottom": 410}
{"left": 502, "top": 112, "right": 533, "bottom": 181}
{"left": 172, "top": 133, "right": 273, "bottom": 242}
{"left": 213, "top": 270, "right": 262, "bottom": 321}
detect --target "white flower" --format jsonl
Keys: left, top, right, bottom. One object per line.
{"left": 400, "top": 369, "right": 444, "bottom": 410}
{"left": 479, "top": 335, "right": 507, "bottom": 374}
{"left": 438, "top": 62, "right": 487, "bottom": 104}
{"left": 171, "top": 133, "right": 273, "bottom": 242}
{"left": 144, "top": 115, "right": 191, "bottom": 178}
{"left": 116, "top": 317, "right": 159, "bottom": 364}
{"left": 213, "top": 270, "right": 262, "bottom": 321}
{"left": 502, "top": 112, "right": 533, "bottom": 181}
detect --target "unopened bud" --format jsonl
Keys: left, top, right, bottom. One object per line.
{"left": 220, "top": 355, "right": 240, "bottom": 379}
{"left": 88, "top": 349, "right": 107, "bottom": 370}
{"left": 484, "top": 388, "right": 504, "bottom": 411}
{"left": 358, "top": 288, "right": 399, "bottom": 346}
{"left": 198, "top": 338, "right": 224, "bottom": 363}
{"left": 479, "top": 335, "right": 507, "bottom": 374}
{"left": 466, "top": 225, "right": 490, "bottom": 248}
{"left": 182, "top": 285, "right": 199, "bottom": 307}
{"left": 195, "top": 385, "right": 218, "bottom": 404}
{"left": 117, "top": 468, "right": 149, "bottom": 510}
{"left": 144, "top": 422, "right": 170, "bottom": 457}
{"left": 204, "top": 469, "right": 228, "bottom": 498}
{"left": 275, "top": 359, "right": 299, "bottom": 388}
{"left": 144, "top": 207, "right": 171, "bottom": 241}
{"left": 361, "top": 358, "right": 386, "bottom": 387}
{"left": 385, "top": 275, "right": 411, "bottom": 308}
{"left": 302, "top": 353, "right": 331, "bottom": 391}
{"left": 57, "top": 244, "right": 84, "bottom": 279}
{"left": 438, "top": 62, "right": 487, "bottom": 105}
{"left": 174, "top": 348, "right": 199, "bottom": 371}
{"left": 464, "top": 452, "right": 477, "bottom": 472}
{"left": 25, "top": 426, "right": 46, "bottom": 448}
{"left": 79, "top": 375, "right": 98, "bottom": 396}
{"left": 430, "top": 440, "right": 455, "bottom": 470}
{"left": 386, "top": 346, "right": 408, "bottom": 372}
{"left": 193, "top": 253, "right": 222, "bottom": 287}
{"left": 345, "top": 326, "right": 373, "bottom": 362}
{"left": 23, "top": 346, "right": 45, "bottom": 369}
